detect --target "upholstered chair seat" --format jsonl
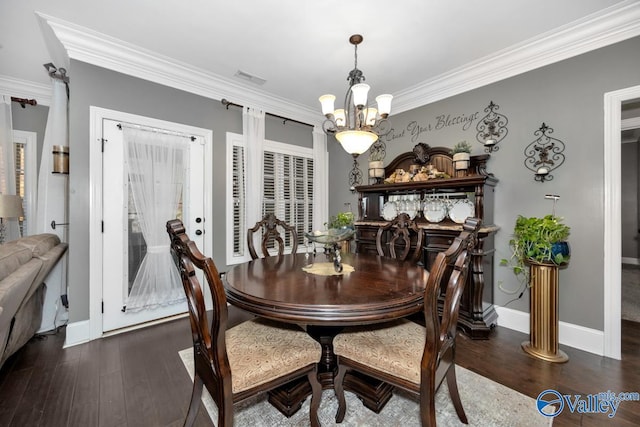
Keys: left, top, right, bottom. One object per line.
{"left": 333, "top": 319, "right": 426, "bottom": 384}
{"left": 166, "top": 219, "right": 322, "bottom": 427}
{"left": 333, "top": 217, "right": 482, "bottom": 427}
{"left": 226, "top": 318, "right": 321, "bottom": 394}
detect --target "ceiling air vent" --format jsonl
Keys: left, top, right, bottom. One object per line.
{"left": 234, "top": 70, "right": 267, "bottom": 86}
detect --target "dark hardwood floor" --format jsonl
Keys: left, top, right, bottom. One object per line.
{"left": 0, "top": 313, "right": 638, "bottom": 426}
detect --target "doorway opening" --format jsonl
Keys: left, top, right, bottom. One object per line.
{"left": 604, "top": 84, "right": 640, "bottom": 360}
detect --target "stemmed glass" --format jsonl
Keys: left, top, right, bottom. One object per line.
{"left": 304, "top": 238, "right": 315, "bottom": 267}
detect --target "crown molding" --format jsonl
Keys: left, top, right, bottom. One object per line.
{"left": 31, "top": 1, "right": 640, "bottom": 119}
{"left": 392, "top": 0, "right": 640, "bottom": 114}
{"left": 36, "top": 12, "right": 321, "bottom": 127}
{"left": 0, "top": 75, "right": 52, "bottom": 106}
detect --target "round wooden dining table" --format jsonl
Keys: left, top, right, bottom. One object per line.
{"left": 224, "top": 251, "right": 429, "bottom": 415}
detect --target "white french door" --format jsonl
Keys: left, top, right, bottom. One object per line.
{"left": 101, "top": 117, "right": 207, "bottom": 332}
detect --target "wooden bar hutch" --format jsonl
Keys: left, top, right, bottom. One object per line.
{"left": 354, "top": 144, "right": 499, "bottom": 339}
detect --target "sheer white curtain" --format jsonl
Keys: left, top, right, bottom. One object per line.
{"left": 36, "top": 79, "right": 68, "bottom": 241}
{"left": 243, "top": 107, "right": 265, "bottom": 249}
{"left": 0, "top": 95, "right": 20, "bottom": 241}
{"left": 312, "top": 126, "right": 329, "bottom": 232}
{"left": 123, "top": 127, "right": 186, "bottom": 312}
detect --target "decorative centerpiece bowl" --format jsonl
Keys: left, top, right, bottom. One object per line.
{"left": 305, "top": 227, "right": 355, "bottom": 272}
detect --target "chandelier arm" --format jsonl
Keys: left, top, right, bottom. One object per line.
{"left": 322, "top": 118, "right": 337, "bottom": 134}
{"left": 372, "top": 118, "right": 391, "bottom": 137}
{"left": 343, "top": 86, "right": 353, "bottom": 130}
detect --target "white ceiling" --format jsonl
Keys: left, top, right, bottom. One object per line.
{"left": 1, "top": 0, "right": 638, "bottom": 121}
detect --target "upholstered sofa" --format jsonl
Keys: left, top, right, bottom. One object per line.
{"left": 0, "top": 233, "right": 68, "bottom": 369}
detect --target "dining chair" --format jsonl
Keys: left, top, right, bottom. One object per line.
{"left": 247, "top": 213, "right": 299, "bottom": 260}
{"left": 376, "top": 212, "right": 424, "bottom": 263}
{"left": 166, "top": 219, "right": 322, "bottom": 427}
{"left": 333, "top": 217, "right": 481, "bottom": 427}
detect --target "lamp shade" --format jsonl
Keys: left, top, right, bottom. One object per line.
{"left": 319, "top": 94, "right": 336, "bottom": 116}
{"left": 375, "top": 94, "right": 393, "bottom": 117}
{"left": 335, "top": 130, "right": 378, "bottom": 155}
{"left": 334, "top": 109, "right": 346, "bottom": 127}
{"left": 351, "top": 84, "right": 370, "bottom": 107}
{"left": 363, "top": 108, "right": 377, "bottom": 126}
{"left": 0, "top": 195, "right": 24, "bottom": 218}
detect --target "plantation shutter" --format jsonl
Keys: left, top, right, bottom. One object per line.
{"left": 228, "top": 133, "right": 315, "bottom": 263}
{"left": 232, "top": 144, "right": 245, "bottom": 257}
{"left": 262, "top": 150, "right": 313, "bottom": 249}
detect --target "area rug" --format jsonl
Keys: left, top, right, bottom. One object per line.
{"left": 179, "top": 348, "right": 552, "bottom": 426}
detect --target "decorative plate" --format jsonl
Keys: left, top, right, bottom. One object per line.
{"left": 382, "top": 201, "right": 398, "bottom": 221}
{"left": 424, "top": 199, "right": 447, "bottom": 223}
{"left": 403, "top": 207, "right": 418, "bottom": 220}
{"left": 448, "top": 199, "right": 475, "bottom": 224}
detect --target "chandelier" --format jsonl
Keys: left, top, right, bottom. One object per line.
{"left": 319, "top": 34, "right": 393, "bottom": 158}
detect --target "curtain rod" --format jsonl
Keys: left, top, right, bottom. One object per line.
{"left": 221, "top": 98, "right": 313, "bottom": 128}
{"left": 43, "top": 63, "right": 70, "bottom": 83}
{"left": 117, "top": 122, "right": 197, "bottom": 141}
{"left": 10, "top": 97, "right": 37, "bottom": 108}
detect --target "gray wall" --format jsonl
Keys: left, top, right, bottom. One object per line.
{"left": 58, "top": 35, "right": 640, "bottom": 329}
{"left": 67, "top": 61, "right": 311, "bottom": 322}
{"left": 328, "top": 35, "right": 640, "bottom": 330}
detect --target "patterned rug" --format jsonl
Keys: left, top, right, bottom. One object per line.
{"left": 179, "top": 348, "right": 552, "bottom": 426}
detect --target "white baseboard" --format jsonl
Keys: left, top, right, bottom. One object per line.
{"left": 63, "top": 320, "right": 91, "bottom": 348}
{"left": 495, "top": 306, "right": 604, "bottom": 356}
{"left": 63, "top": 313, "right": 189, "bottom": 348}
{"left": 621, "top": 257, "right": 639, "bottom": 265}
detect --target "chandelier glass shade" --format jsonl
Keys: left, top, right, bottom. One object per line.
{"left": 319, "top": 34, "right": 392, "bottom": 157}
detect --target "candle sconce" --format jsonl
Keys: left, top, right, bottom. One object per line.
{"left": 367, "top": 140, "right": 386, "bottom": 185}
{"left": 476, "top": 101, "right": 508, "bottom": 153}
{"left": 524, "top": 122, "right": 565, "bottom": 182}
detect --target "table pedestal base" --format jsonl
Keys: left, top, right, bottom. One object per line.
{"left": 267, "top": 377, "right": 309, "bottom": 417}
{"left": 267, "top": 324, "right": 395, "bottom": 417}
{"left": 343, "top": 371, "right": 394, "bottom": 413}
{"left": 267, "top": 372, "right": 394, "bottom": 417}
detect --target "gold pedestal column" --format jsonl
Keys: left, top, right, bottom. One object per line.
{"left": 521, "top": 261, "right": 569, "bottom": 363}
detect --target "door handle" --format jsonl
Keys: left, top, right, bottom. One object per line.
{"left": 195, "top": 230, "right": 203, "bottom": 236}
{"left": 195, "top": 217, "right": 202, "bottom": 223}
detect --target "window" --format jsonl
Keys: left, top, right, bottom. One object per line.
{"left": 12, "top": 131, "right": 37, "bottom": 236}
{"left": 226, "top": 133, "right": 314, "bottom": 264}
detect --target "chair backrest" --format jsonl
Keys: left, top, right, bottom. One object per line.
{"left": 422, "top": 217, "right": 480, "bottom": 372}
{"left": 376, "top": 213, "right": 424, "bottom": 263}
{"left": 247, "top": 213, "right": 298, "bottom": 260}
{"left": 166, "top": 219, "right": 232, "bottom": 394}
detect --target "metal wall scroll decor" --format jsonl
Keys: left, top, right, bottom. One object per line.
{"left": 524, "top": 122, "right": 565, "bottom": 182}
{"left": 369, "top": 139, "right": 387, "bottom": 163}
{"left": 349, "top": 158, "right": 364, "bottom": 191}
{"left": 475, "top": 101, "right": 508, "bottom": 153}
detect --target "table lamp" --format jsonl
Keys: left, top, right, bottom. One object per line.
{"left": 0, "top": 195, "right": 24, "bottom": 244}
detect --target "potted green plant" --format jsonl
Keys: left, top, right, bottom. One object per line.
{"left": 323, "top": 211, "right": 355, "bottom": 255}
{"left": 501, "top": 214, "right": 570, "bottom": 283}
{"left": 450, "top": 140, "right": 472, "bottom": 170}
{"left": 500, "top": 214, "right": 571, "bottom": 363}
{"left": 326, "top": 211, "right": 355, "bottom": 230}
